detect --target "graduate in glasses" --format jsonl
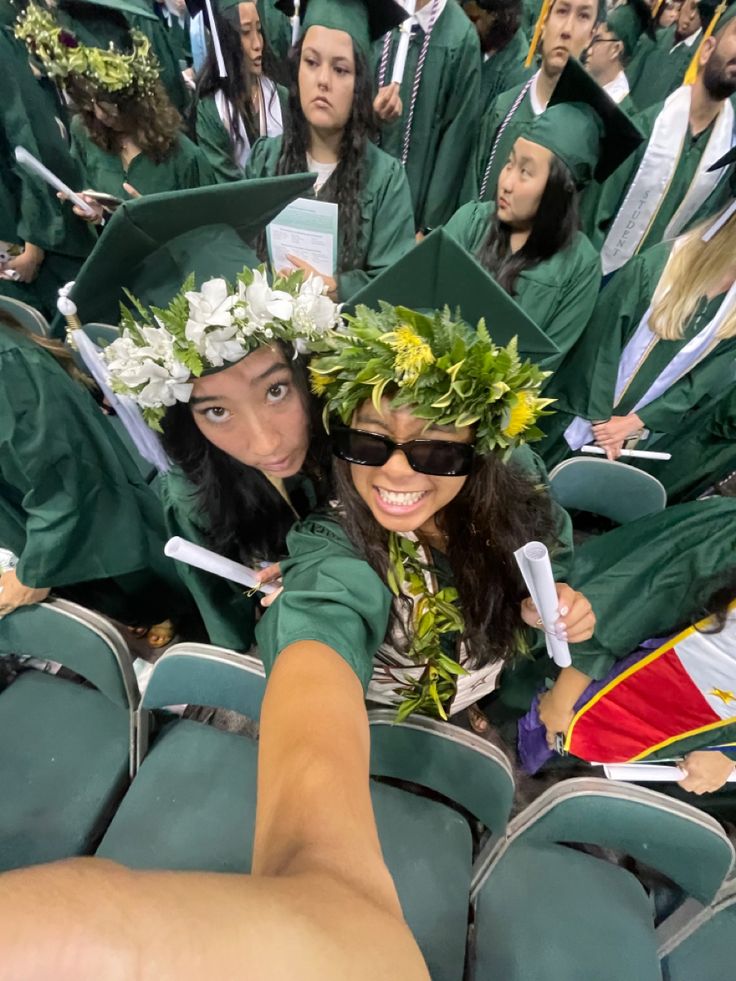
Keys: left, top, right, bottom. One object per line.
{"left": 256, "top": 289, "right": 595, "bottom": 725}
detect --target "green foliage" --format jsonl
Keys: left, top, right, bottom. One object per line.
{"left": 309, "top": 302, "right": 555, "bottom": 455}
{"left": 387, "top": 533, "right": 469, "bottom": 722}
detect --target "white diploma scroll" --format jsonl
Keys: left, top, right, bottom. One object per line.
{"left": 14, "top": 146, "right": 96, "bottom": 217}
{"left": 602, "top": 762, "right": 736, "bottom": 783}
{"left": 165, "top": 537, "right": 280, "bottom": 595}
{"left": 580, "top": 445, "right": 672, "bottom": 461}
{"left": 391, "top": 0, "right": 416, "bottom": 85}
{"left": 514, "top": 541, "right": 571, "bottom": 668}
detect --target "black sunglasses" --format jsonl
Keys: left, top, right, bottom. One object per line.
{"left": 331, "top": 427, "right": 475, "bottom": 477}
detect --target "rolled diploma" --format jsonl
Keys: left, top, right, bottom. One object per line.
{"left": 165, "top": 537, "right": 279, "bottom": 595}
{"left": 514, "top": 541, "right": 571, "bottom": 667}
{"left": 73, "top": 330, "right": 170, "bottom": 473}
{"left": 391, "top": 0, "right": 417, "bottom": 85}
{"left": 603, "top": 763, "right": 736, "bottom": 783}
{"left": 580, "top": 445, "right": 672, "bottom": 461}
{"left": 15, "top": 146, "right": 96, "bottom": 217}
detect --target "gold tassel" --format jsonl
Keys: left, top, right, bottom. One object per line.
{"left": 683, "top": 1, "right": 727, "bottom": 86}
{"left": 650, "top": 0, "right": 666, "bottom": 20}
{"left": 524, "top": 0, "right": 554, "bottom": 68}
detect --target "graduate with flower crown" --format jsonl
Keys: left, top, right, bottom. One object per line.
{"left": 14, "top": 3, "right": 214, "bottom": 218}
{"left": 256, "top": 275, "right": 595, "bottom": 723}
{"left": 99, "top": 177, "right": 342, "bottom": 651}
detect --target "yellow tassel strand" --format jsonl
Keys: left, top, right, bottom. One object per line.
{"left": 683, "top": 1, "right": 727, "bottom": 86}
{"left": 650, "top": 0, "right": 666, "bottom": 19}
{"left": 524, "top": 0, "right": 554, "bottom": 68}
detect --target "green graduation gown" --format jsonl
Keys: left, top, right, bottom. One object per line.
{"left": 444, "top": 201, "right": 601, "bottom": 367}
{"left": 461, "top": 75, "right": 537, "bottom": 204}
{"left": 372, "top": 0, "right": 481, "bottom": 230}
{"left": 194, "top": 84, "right": 286, "bottom": 184}
{"left": 257, "top": 0, "right": 292, "bottom": 63}
{"left": 245, "top": 136, "right": 415, "bottom": 301}
{"left": 538, "top": 243, "right": 736, "bottom": 468}
{"left": 625, "top": 24, "right": 698, "bottom": 112}
{"left": 0, "top": 30, "right": 95, "bottom": 319}
{"left": 636, "top": 385, "right": 736, "bottom": 503}
{"left": 480, "top": 29, "right": 533, "bottom": 107}
{"left": 587, "top": 99, "right": 734, "bottom": 251}
{"left": 70, "top": 115, "right": 216, "bottom": 200}
{"left": 0, "top": 324, "right": 181, "bottom": 623}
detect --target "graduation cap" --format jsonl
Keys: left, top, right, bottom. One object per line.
{"left": 607, "top": 0, "right": 655, "bottom": 59}
{"left": 67, "top": 174, "right": 316, "bottom": 324}
{"left": 523, "top": 56, "right": 645, "bottom": 185}
{"left": 345, "top": 228, "right": 558, "bottom": 359}
{"left": 274, "top": 0, "right": 407, "bottom": 57}
{"left": 54, "top": 0, "right": 157, "bottom": 54}
{"left": 685, "top": 0, "right": 736, "bottom": 84}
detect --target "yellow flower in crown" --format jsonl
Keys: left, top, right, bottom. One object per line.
{"left": 503, "top": 390, "right": 539, "bottom": 438}
{"left": 309, "top": 369, "right": 333, "bottom": 397}
{"left": 384, "top": 324, "right": 435, "bottom": 385}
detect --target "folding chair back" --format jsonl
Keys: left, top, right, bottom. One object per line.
{"left": 549, "top": 457, "right": 667, "bottom": 523}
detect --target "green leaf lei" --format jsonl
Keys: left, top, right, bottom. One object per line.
{"left": 387, "top": 533, "right": 468, "bottom": 723}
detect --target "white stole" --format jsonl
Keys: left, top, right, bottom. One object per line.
{"left": 564, "top": 273, "right": 736, "bottom": 450}
{"left": 214, "top": 77, "right": 283, "bottom": 170}
{"left": 600, "top": 86, "right": 734, "bottom": 276}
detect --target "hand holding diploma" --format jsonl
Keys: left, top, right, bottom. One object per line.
{"left": 164, "top": 537, "right": 281, "bottom": 596}
{"left": 516, "top": 542, "right": 595, "bottom": 666}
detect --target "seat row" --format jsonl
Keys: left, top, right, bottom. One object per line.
{"left": 1, "top": 599, "right": 735, "bottom": 979}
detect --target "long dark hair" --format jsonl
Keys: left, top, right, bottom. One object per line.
{"left": 697, "top": 567, "right": 736, "bottom": 634}
{"left": 333, "top": 449, "right": 558, "bottom": 667}
{"left": 478, "top": 154, "right": 580, "bottom": 295}
{"left": 270, "top": 35, "right": 376, "bottom": 271}
{"left": 160, "top": 344, "right": 331, "bottom": 564}
{"left": 194, "top": 3, "right": 281, "bottom": 152}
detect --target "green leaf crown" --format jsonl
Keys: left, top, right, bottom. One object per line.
{"left": 15, "top": 4, "right": 160, "bottom": 98}
{"left": 310, "top": 303, "right": 554, "bottom": 455}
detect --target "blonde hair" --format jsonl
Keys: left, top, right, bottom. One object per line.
{"left": 649, "top": 207, "right": 736, "bottom": 341}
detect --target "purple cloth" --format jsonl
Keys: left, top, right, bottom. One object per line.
{"left": 517, "top": 637, "right": 671, "bottom": 775}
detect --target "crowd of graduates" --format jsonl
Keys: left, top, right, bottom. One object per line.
{"left": 1, "top": 0, "right": 736, "bottom": 974}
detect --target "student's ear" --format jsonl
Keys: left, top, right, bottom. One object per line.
{"left": 698, "top": 34, "right": 718, "bottom": 68}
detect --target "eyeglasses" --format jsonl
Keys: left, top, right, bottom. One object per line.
{"left": 331, "top": 427, "right": 475, "bottom": 477}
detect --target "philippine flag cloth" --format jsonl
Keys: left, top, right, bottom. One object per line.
{"left": 564, "top": 604, "right": 736, "bottom": 764}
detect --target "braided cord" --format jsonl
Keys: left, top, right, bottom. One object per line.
{"left": 479, "top": 76, "right": 534, "bottom": 200}
{"left": 400, "top": 0, "right": 441, "bottom": 167}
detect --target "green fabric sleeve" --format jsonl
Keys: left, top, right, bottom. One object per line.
{"left": 0, "top": 342, "right": 166, "bottom": 589}
{"left": 422, "top": 31, "right": 482, "bottom": 228}
{"left": 459, "top": 95, "right": 502, "bottom": 205}
{"left": 336, "top": 153, "right": 415, "bottom": 302}
{"left": 636, "top": 343, "right": 736, "bottom": 432}
{"left": 177, "top": 134, "right": 217, "bottom": 189}
{"left": 255, "top": 515, "right": 392, "bottom": 691}
{"left": 508, "top": 444, "right": 574, "bottom": 581}
{"left": 194, "top": 97, "right": 245, "bottom": 184}
{"left": 442, "top": 200, "right": 489, "bottom": 255}
{"left": 566, "top": 497, "right": 736, "bottom": 679}
{"left": 159, "top": 467, "right": 257, "bottom": 650}
{"left": 535, "top": 241, "right": 601, "bottom": 368}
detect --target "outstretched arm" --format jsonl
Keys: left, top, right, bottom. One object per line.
{"left": 0, "top": 643, "right": 428, "bottom": 981}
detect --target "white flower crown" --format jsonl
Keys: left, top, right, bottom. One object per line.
{"left": 103, "top": 267, "right": 341, "bottom": 430}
